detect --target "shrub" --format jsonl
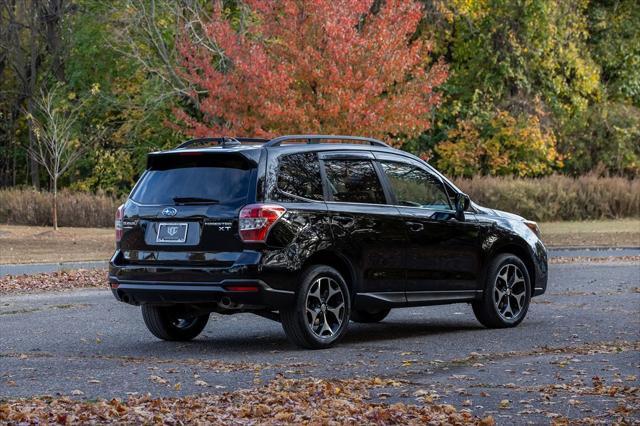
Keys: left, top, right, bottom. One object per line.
{"left": 455, "top": 175, "right": 640, "bottom": 221}
{"left": 0, "top": 189, "right": 121, "bottom": 228}
{"left": 1, "top": 175, "right": 638, "bottom": 227}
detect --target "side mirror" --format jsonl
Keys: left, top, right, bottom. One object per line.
{"left": 455, "top": 193, "right": 470, "bottom": 220}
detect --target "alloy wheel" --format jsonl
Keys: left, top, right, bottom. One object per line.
{"left": 305, "top": 277, "right": 346, "bottom": 338}
{"left": 493, "top": 263, "right": 527, "bottom": 321}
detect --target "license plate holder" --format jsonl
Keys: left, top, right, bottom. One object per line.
{"left": 156, "top": 223, "right": 188, "bottom": 243}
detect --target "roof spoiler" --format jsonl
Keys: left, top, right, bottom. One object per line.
{"left": 146, "top": 150, "right": 258, "bottom": 170}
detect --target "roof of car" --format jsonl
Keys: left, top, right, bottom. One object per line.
{"left": 153, "top": 134, "right": 422, "bottom": 164}
{"left": 147, "top": 135, "right": 464, "bottom": 194}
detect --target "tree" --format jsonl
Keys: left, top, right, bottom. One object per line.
{"left": 174, "top": 0, "right": 448, "bottom": 143}
{"left": 0, "top": 0, "right": 74, "bottom": 188}
{"left": 26, "top": 85, "right": 91, "bottom": 229}
{"left": 415, "top": 0, "right": 601, "bottom": 174}
{"left": 435, "top": 110, "right": 562, "bottom": 177}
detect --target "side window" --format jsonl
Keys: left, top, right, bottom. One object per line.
{"left": 276, "top": 152, "right": 324, "bottom": 201}
{"left": 380, "top": 161, "right": 451, "bottom": 210}
{"left": 323, "top": 159, "right": 386, "bottom": 204}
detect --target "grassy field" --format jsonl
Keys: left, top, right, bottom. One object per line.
{"left": 0, "top": 220, "right": 638, "bottom": 264}
{"left": 0, "top": 226, "right": 113, "bottom": 264}
{"left": 540, "top": 219, "right": 640, "bottom": 248}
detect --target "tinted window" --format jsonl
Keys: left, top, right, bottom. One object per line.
{"left": 276, "top": 153, "right": 323, "bottom": 200}
{"left": 324, "top": 160, "right": 385, "bottom": 204}
{"left": 380, "top": 161, "right": 451, "bottom": 210}
{"left": 131, "top": 154, "right": 252, "bottom": 206}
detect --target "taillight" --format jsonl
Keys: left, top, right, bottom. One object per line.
{"left": 238, "top": 204, "right": 286, "bottom": 242}
{"left": 115, "top": 204, "right": 124, "bottom": 242}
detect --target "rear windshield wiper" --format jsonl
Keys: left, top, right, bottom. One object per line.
{"left": 172, "top": 196, "right": 220, "bottom": 205}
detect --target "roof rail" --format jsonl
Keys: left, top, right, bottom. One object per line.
{"left": 264, "top": 134, "right": 389, "bottom": 148}
{"left": 176, "top": 137, "right": 269, "bottom": 149}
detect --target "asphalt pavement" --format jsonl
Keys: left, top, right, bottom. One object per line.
{"left": 1, "top": 262, "right": 639, "bottom": 423}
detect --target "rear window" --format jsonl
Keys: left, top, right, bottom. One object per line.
{"left": 130, "top": 154, "right": 253, "bottom": 206}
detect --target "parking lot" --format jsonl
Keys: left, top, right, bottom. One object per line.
{"left": 1, "top": 262, "right": 639, "bottom": 423}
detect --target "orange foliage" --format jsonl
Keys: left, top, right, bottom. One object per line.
{"left": 174, "top": 0, "right": 447, "bottom": 144}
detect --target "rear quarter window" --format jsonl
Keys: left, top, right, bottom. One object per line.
{"left": 275, "top": 152, "right": 324, "bottom": 201}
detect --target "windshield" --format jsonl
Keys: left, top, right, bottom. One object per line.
{"left": 130, "top": 154, "right": 253, "bottom": 206}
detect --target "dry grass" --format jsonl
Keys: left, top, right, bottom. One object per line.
{"left": 0, "top": 189, "right": 121, "bottom": 228}
{"left": 456, "top": 174, "right": 640, "bottom": 221}
{"left": 1, "top": 176, "right": 639, "bottom": 230}
{"left": 541, "top": 219, "right": 640, "bottom": 247}
{"left": 0, "top": 225, "right": 113, "bottom": 264}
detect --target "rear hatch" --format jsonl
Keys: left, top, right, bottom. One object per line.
{"left": 118, "top": 150, "right": 258, "bottom": 267}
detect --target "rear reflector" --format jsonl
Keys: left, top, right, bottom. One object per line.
{"left": 238, "top": 203, "right": 286, "bottom": 242}
{"left": 224, "top": 285, "right": 260, "bottom": 292}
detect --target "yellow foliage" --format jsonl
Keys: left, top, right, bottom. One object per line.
{"left": 436, "top": 110, "right": 562, "bottom": 177}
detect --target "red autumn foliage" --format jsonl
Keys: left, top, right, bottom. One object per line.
{"left": 175, "top": 0, "right": 448, "bottom": 145}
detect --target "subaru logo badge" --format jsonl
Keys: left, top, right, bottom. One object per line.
{"left": 162, "top": 207, "right": 177, "bottom": 217}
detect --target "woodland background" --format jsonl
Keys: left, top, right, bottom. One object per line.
{"left": 0, "top": 0, "right": 638, "bottom": 225}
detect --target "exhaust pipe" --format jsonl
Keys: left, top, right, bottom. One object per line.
{"left": 218, "top": 297, "right": 243, "bottom": 310}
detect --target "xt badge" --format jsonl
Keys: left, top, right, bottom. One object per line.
{"left": 207, "top": 221, "right": 232, "bottom": 231}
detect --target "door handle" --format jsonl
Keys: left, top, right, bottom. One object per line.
{"left": 406, "top": 221, "right": 424, "bottom": 232}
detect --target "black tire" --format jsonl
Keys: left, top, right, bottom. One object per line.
{"left": 351, "top": 308, "right": 391, "bottom": 323}
{"left": 280, "top": 265, "right": 351, "bottom": 349}
{"left": 141, "top": 305, "right": 209, "bottom": 341}
{"left": 472, "top": 253, "right": 531, "bottom": 328}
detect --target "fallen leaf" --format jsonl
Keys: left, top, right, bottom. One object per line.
{"left": 149, "top": 375, "right": 168, "bottom": 385}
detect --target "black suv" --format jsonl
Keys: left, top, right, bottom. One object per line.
{"left": 110, "top": 135, "right": 547, "bottom": 349}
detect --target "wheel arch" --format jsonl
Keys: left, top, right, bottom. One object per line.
{"left": 302, "top": 250, "right": 357, "bottom": 295}
{"left": 488, "top": 241, "right": 536, "bottom": 287}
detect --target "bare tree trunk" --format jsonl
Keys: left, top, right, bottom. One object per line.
{"left": 12, "top": 146, "right": 17, "bottom": 186}
{"left": 42, "top": 0, "right": 66, "bottom": 82}
{"left": 28, "top": 0, "right": 40, "bottom": 189}
{"left": 52, "top": 175, "right": 58, "bottom": 230}
{"left": 27, "top": 99, "right": 40, "bottom": 189}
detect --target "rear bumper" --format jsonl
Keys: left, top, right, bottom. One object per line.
{"left": 109, "top": 277, "right": 294, "bottom": 308}
{"left": 109, "top": 251, "right": 295, "bottom": 308}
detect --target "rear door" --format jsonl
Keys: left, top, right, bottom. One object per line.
{"left": 319, "top": 151, "right": 407, "bottom": 304}
{"left": 374, "top": 153, "right": 483, "bottom": 301}
{"left": 119, "top": 151, "right": 256, "bottom": 268}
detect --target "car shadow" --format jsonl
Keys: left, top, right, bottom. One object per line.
{"left": 342, "top": 319, "right": 484, "bottom": 345}
{"left": 125, "top": 318, "right": 486, "bottom": 356}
